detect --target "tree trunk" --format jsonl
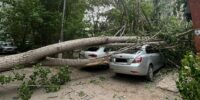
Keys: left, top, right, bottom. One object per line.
{"left": 0, "top": 36, "right": 143, "bottom": 72}
{"left": 105, "top": 41, "right": 165, "bottom": 47}
{"left": 41, "top": 57, "right": 108, "bottom": 68}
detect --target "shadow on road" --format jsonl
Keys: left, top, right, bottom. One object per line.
{"left": 80, "top": 65, "right": 109, "bottom": 73}
{"left": 111, "top": 73, "right": 149, "bottom": 83}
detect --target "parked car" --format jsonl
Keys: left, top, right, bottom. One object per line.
{"left": 109, "top": 45, "right": 164, "bottom": 81}
{"left": 0, "top": 42, "right": 17, "bottom": 54}
{"left": 80, "top": 47, "right": 112, "bottom": 59}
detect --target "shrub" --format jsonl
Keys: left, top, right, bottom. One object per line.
{"left": 177, "top": 52, "right": 200, "bottom": 100}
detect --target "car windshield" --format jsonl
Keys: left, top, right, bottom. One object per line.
{"left": 86, "top": 47, "right": 99, "bottom": 51}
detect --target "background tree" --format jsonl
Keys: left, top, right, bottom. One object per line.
{"left": 0, "top": 0, "right": 87, "bottom": 51}
{"left": 0, "top": 0, "right": 191, "bottom": 55}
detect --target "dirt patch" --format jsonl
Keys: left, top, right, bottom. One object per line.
{"left": 157, "top": 71, "right": 179, "bottom": 93}
{"left": 0, "top": 66, "right": 181, "bottom": 100}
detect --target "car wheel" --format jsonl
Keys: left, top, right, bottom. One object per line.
{"left": 146, "top": 65, "right": 154, "bottom": 81}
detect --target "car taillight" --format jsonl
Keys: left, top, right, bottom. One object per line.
{"left": 88, "top": 54, "right": 97, "bottom": 57}
{"left": 133, "top": 56, "right": 143, "bottom": 63}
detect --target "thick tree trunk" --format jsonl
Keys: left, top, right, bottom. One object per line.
{"left": 105, "top": 41, "right": 165, "bottom": 47}
{"left": 0, "top": 36, "right": 145, "bottom": 72}
{"left": 41, "top": 57, "right": 108, "bottom": 68}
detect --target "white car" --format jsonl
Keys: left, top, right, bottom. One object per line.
{"left": 80, "top": 47, "right": 112, "bottom": 59}
{"left": 0, "top": 41, "right": 17, "bottom": 54}
{"left": 109, "top": 45, "right": 165, "bottom": 81}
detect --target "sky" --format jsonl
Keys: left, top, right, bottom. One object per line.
{"left": 84, "top": 5, "right": 114, "bottom": 24}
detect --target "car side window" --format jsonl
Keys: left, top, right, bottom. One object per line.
{"left": 146, "top": 46, "right": 159, "bottom": 53}
{"left": 104, "top": 48, "right": 110, "bottom": 52}
{"left": 146, "top": 46, "right": 154, "bottom": 54}
{"left": 87, "top": 47, "right": 99, "bottom": 51}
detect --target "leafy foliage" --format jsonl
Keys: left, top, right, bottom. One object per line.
{"left": 0, "top": 0, "right": 190, "bottom": 49}
{"left": 177, "top": 52, "right": 200, "bottom": 100}
{"left": 85, "top": 0, "right": 189, "bottom": 37}
{"left": 0, "top": 0, "right": 87, "bottom": 51}
{"left": 0, "top": 75, "right": 12, "bottom": 85}
{"left": 0, "top": 64, "right": 70, "bottom": 100}
{"left": 18, "top": 82, "right": 34, "bottom": 100}
{"left": 156, "top": 15, "right": 193, "bottom": 64}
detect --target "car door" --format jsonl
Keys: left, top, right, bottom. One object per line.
{"left": 146, "top": 46, "right": 159, "bottom": 71}
{"left": 152, "top": 48, "right": 161, "bottom": 70}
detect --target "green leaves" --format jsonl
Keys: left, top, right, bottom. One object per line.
{"left": 1, "top": 0, "right": 87, "bottom": 51}
{"left": 0, "top": 64, "right": 71, "bottom": 100}
{"left": 0, "top": 75, "right": 12, "bottom": 85}
{"left": 18, "top": 82, "right": 34, "bottom": 100}
{"left": 51, "top": 66, "right": 70, "bottom": 85}
{"left": 177, "top": 52, "right": 200, "bottom": 100}
{"left": 1, "top": 0, "right": 46, "bottom": 51}
{"left": 44, "top": 66, "right": 71, "bottom": 93}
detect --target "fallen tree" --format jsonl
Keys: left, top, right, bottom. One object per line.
{"left": 105, "top": 41, "right": 165, "bottom": 47}
{"left": 0, "top": 36, "right": 153, "bottom": 72}
{"left": 42, "top": 41, "right": 166, "bottom": 67}
{"left": 41, "top": 57, "right": 108, "bottom": 67}
{"left": 0, "top": 29, "right": 192, "bottom": 72}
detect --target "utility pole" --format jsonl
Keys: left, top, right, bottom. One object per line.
{"left": 188, "top": 0, "right": 200, "bottom": 56}
{"left": 58, "top": 0, "right": 67, "bottom": 58}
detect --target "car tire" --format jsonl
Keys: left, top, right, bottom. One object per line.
{"left": 115, "top": 73, "right": 123, "bottom": 76}
{"left": 146, "top": 64, "right": 154, "bottom": 81}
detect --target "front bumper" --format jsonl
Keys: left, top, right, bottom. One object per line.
{"left": 109, "top": 62, "right": 148, "bottom": 76}
{"left": 2, "top": 48, "right": 16, "bottom": 53}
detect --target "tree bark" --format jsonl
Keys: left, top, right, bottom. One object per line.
{"left": 41, "top": 57, "right": 108, "bottom": 68}
{"left": 0, "top": 36, "right": 144, "bottom": 72}
{"left": 105, "top": 41, "right": 165, "bottom": 47}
